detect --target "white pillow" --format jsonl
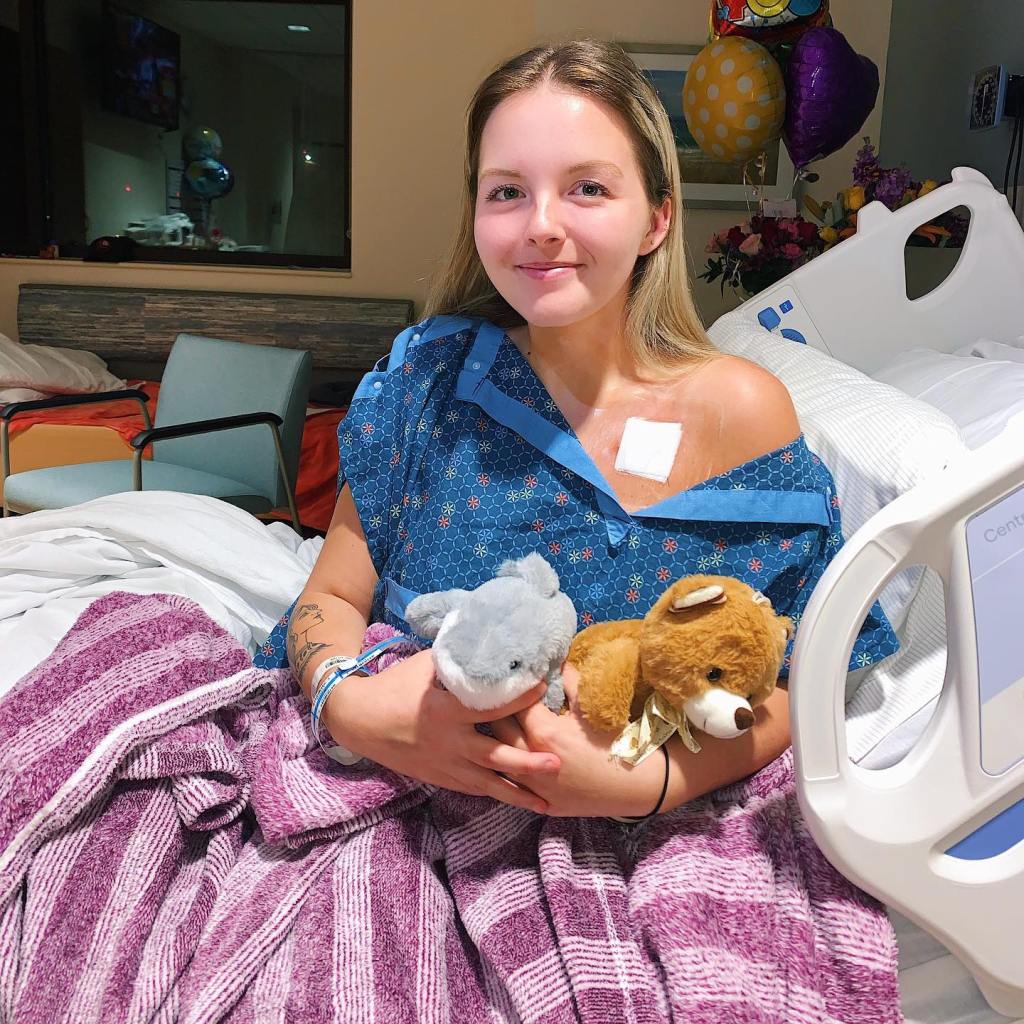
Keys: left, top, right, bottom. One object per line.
{"left": 708, "top": 308, "right": 968, "bottom": 627}
{"left": 873, "top": 346, "right": 1024, "bottom": 449}
{"left": 0, "top": 333, "right": 125, "bottom": 395}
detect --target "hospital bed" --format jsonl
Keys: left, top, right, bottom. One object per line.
{"left": 1, "top": 167, "right": 1023, "bottom": 1023}
{"left": 730, "top": 166, "right": 1024, "bottom": 1024}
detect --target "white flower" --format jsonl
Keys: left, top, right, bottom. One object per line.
{"left": 447, "top": 409, "right": 459, "bottom": 422}
{"left": 732, "top": 482, "right": 747, "bottom": 490}
{"left": 856, "top": 651, "right": 873, "bottom": 667}
{"left": 442, "top": 501, "right": 455, "bottom": 516}
{"left": 584, "top": 510, "right": 600, "bottom": 525}
{"left": 698, "top": 556, "right": 711, "bottom": 571}
{"left": 629, "top": 573, "right": 643, "bottom": 588}
{"left": 445, "top": 466, "right": 457, "bottom": 479}
{"left": 390, "top": 504, "right": 402, "bottom": 518}
{"left": 568, "top": 550, "right": 581, "bottom": 563}
{"left": 480, "top": 440, "right": 492, "bottom": 453}
{"left": 432, "top": 426, "right": 443, "bottom": 438}
{"left": 757, "top": 531, "right": 772, "bottom": 545}
{"left": 416, "top": 418, "right": 428, "bottom": 433}
{"left": 474, "top": 543, "right": 487, "bottom": 557}
{"left": 370, "top": 515, "right": 383, "bottom": 529}
{"left": 411, "top": 495, "right": 422, "bottom": 509}
{"left": 627, "top": 533, "right": 640, "bottom": 549}
{"left": 507, "top": 489, "right": 520, "bottom": 502}
{"left": 435, "top": 361, "right": 448, "bottom": 372}
{"left": 709, "top": 552, "right": 724, "bottom": 567}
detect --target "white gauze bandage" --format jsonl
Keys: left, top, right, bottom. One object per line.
{"left": 613, "top": 417, "right": 683, "bottom": 483}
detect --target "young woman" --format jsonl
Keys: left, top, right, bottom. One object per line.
{"left": 256, "top": 39, "right": 901, "bottom": 1020}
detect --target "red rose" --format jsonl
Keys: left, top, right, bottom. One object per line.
{"left": 727, "top": 226, "right": 746, "bottom": 248}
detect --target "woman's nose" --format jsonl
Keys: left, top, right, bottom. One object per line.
{"left": 526, "top": 198, "right": 566, "bottom": 247}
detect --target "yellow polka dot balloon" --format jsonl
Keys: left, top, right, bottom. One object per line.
{"left": 682, "top": 36, "right": 786, "bottom": 162}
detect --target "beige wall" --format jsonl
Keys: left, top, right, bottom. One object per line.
{"left": 0, "top": 0, "right": 891, "bottom": 340}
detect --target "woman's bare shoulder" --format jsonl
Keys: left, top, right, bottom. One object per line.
{"left": 699, "top": 352, "right": 801, "bottom": 459}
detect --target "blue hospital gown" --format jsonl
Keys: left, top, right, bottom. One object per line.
{"left": 255, "top": 314, "right": 899, "bottom": 675}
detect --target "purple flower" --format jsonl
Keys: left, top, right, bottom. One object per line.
{"left": 873, "top": 166, "right": 913, "bottom": 210}
{"left": 852, "top": 140, "right": 880, "bottom": 187}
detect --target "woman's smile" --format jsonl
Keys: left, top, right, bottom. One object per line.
{"left": 516, "top": 264, "right": 582, "bottom": 281}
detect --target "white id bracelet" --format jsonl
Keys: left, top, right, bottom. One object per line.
{"left": 311, "top": 655, "right": 364, "bottom": 700}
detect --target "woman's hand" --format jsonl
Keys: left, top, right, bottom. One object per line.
{"left": 489, "top": 662, "right": 667, "bottom": 818}
{"left": 322, "top": 649, "right": 562, "bottom": 814}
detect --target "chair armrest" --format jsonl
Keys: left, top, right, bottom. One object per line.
{"left": 0, "top": 388, "right": 151, "bottom": 422}
{"left": 130, "top": 411, "right": 283, "bottom": 450}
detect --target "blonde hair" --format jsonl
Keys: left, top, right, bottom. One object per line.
{"left": 423, "top": 38, "right": 714, "bottom": 372}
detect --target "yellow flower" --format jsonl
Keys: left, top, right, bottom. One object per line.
{"left": 846, "top": 185, "right": 866, "bottom": 211}
{"left": 819, "top": 226, "right": 839, "bottom": 245}
{"left": 918, "top": 179, "right": 939, "bottom": 197}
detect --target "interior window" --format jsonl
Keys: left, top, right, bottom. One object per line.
{"left": 3, "top": 0, "right": 350, "bottom": 270}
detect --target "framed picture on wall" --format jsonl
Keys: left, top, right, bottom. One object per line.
{"left": 620, "top": 42, "right": 796, "bottom": 209}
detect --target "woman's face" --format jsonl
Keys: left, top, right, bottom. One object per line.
{"left": 474, "top": 84, "right": 670, "bottom": 329}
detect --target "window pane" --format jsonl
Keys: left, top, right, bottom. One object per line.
{"left": 44, "top": 0, "right": 348, "bottom": 267}
{"left": 0, "top": 0, "right": 31, "bottom": 254}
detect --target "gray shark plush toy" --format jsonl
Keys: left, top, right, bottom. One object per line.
{"left": 404, "top": 552, "right": 577, "bottom": 713}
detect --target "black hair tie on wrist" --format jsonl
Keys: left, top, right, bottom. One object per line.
{"left": 613, "top": 744, "right": 670, "bottom": 825}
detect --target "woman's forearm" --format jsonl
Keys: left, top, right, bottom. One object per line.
{"left": 286, "top": 590, "right": 370, "bottom": 701}
{"left": 658, "top": 685, "right": 791, "bottom": 814}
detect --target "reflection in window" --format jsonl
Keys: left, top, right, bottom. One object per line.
{"left": 33, "top": 0, "right": 349, "bottom": 267}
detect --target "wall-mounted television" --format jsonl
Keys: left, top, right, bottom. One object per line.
{"left": 101, "top": 2, "right": 180, "bottom": 130}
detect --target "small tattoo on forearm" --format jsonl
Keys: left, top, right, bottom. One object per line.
{"left": 288, "top": 602, "right": 329, "bottom": 676}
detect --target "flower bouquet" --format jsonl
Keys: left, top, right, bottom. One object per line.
{"left": 805, "top": 138, "right": 969, "bottom": 251}
{"left": 699, "top": 214, "right": 825, "bottom": 296}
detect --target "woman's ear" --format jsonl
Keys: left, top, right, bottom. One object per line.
{"left": 639, "top": 197, "right": 672, "bottom": 256}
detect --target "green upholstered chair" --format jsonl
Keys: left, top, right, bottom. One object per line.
{"left": 1, "top": 333, "right": 311, "bottom": 531}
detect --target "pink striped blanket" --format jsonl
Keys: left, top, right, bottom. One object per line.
{"left": 0, "top": 591, "right": 901, "bottom": 1022}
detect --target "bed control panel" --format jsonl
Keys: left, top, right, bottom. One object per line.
{"left": 753, "top": 285, "right": 830, "bottom": 355}
{"left": 966, "top": 482, "right": 1024, "bottom": 776}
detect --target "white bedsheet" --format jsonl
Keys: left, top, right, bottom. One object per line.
{"left": 872, "top": 346, "right": 1024, "bottom": 450}
{"left": 0, "top": 491, "right": 322, "bottom": 696}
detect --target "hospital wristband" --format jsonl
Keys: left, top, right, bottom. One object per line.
{"left": 308, "top": 634, "right": 409, "bottom": 762}
{"left": 311, "top": 654, "right": 367, "bottom": 698}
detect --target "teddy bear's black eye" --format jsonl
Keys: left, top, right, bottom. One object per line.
{"left": 509, "top": 660, "right": 521, "bottom": 671}
{"left": 707, "top": 667, "right": 723, "bottom": 682}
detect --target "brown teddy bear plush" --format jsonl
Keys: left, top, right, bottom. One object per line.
{"left": 568, "top": 575, "right": 793, "bottom": 757}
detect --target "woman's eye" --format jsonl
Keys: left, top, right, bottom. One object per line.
{"left": 485, "top": 185, "right": 523, "bottom": 202}
{"left": 574, "top": 180, "right": 608, "bottom": 198}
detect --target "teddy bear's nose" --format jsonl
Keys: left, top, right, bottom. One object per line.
{"left": 734, "top": 707, "right": 755, "bottom": 730}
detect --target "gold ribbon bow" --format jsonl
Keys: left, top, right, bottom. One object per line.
{"left": 609, "top": 691, "right": 702, "bottom": 767}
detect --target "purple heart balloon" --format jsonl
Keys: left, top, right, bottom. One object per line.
{"left": 783, "top": 26, "right": 879, "bottom": 168}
